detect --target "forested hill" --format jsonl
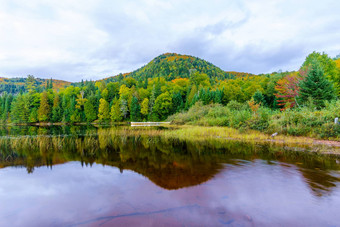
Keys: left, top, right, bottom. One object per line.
{"left": 100, "top": 53, "right": 254, "bottom": 84}
{"left": 0, "top": 77, "right": 71, "bottom": 95}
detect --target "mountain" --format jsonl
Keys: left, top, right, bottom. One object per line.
{"left": 1, "top": 53, "right": 255, "bottom": 94}
{"left": 100, "top": 53, "right": 254, "bottom": 83}
{"left": 0, "top": 77, "right": 71, "bottom": 95}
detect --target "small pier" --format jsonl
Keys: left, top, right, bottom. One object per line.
{"left": 131, "top": 122, "right": 171, "bottom": 127}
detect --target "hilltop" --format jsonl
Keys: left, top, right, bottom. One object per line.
{"left": 99, "top": 53, "right": 254, "bottom": 84}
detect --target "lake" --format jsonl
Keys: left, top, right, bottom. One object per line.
{"left": 0, "top": 125, "right": 340, "bottom": 226}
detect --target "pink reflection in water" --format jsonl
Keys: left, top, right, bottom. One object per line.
{"left": 0, "top": 161, "right": 339, "bottom": 226}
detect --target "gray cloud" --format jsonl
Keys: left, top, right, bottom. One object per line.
{"left": 0, "top": 0, "right": 339, "bottom": 82}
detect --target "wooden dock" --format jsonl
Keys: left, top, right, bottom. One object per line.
{"left": 131, "top": 122, "right": 171, "bottom": 127}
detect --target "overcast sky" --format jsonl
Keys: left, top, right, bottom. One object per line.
{"left": 0, "top": 0, "right": 339, "bottom": 82}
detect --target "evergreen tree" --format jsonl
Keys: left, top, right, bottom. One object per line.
{"left": 298, "top": 60, "right": 336, "bottom": 108}
{"left": 186, "top": 85, "right": 198, "bottom": 108}
{"left": 38, "top": 91, "right": 51, "bottom": 122}
{"left": 29, "top": 108, "right": 38, "bottom": 123}
{"left": 61, "top": 94, "right": 70, "bottom": 123}
{"left": 11, "top": 94, "right": 29, "bottom": 123}
{"left": 172, "top": 92, "right": 184, "bottom": 113}
{"left": 49, "top": 78, "right": 53, "bottom": 89}
{"left": 84, "top": 95, "right": 97, "bottom": 122}
{"left": 52, "top": 94, "right": 62, "bottom": 122}
{"left": 2, "top": 93, "right": 12, "bottom": 123}
{"left": 26, "top": 75, "right": 36, "bottom": 93}
{"left": 130, "top": 96, "right": 141, "bottom": 121}
{"left": 98, "top": 98, "right": 110, "bottom": 121}
{"left": 253, "top": 90, "right": 266, "bottom": 105}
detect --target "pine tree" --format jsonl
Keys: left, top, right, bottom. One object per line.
{"left": 11, "top": 94, "right": 29, "bottom": 123}
{"left": 84, "top": 95, "right": 97, "bottom": 122}
{"left": 186, "top": 85, "right": 197, "bottom": 108}
{"left": 130, "top": 96, "right": 141, "bottom": 121}
{"left": 172, "top": 92, "right": 184, "bottom": 113}
{"left": 26, "top": 75, "right": 36, "bottom": 93}
{"left": 298, "top": 60, "right": 336, "bottom": 108}
{"left": 253, "top": 90, "right": 266, "bottom": 105}
{"left": 38, "top": 91, "right": 51, "bottom": 122}
{"left": 52, "top": 94, "right": 62, "bottom": 122}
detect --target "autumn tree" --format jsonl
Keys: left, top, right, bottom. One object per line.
{"left": 274, "top": 71, "right": 305, "bottom": 110}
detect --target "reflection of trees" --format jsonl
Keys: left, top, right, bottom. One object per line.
{"left": 0, "top": 126, "right": 339, "bottom": 193}
{"left": 298, "top": 168, "right": 340, "bottom": 197}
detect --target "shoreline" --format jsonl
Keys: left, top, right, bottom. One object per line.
{"left": 1, "top": 123, "right": 339, "bottom": 155}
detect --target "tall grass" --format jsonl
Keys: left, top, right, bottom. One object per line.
{"left": 168, "top": 100, "right": 340, "bottom": 140}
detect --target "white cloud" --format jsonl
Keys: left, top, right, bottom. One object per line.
{"left": 0, "top": 0, "right": 339, "bottom": 81}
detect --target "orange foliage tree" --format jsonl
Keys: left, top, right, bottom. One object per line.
{"left": 274, "top": 69, "right": 307, "bottom": 110}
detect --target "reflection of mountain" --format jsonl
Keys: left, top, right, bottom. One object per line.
{"left": 0, "top": 126, "right": 340, "bottom": 194}
{"left": 121, "top": 159, "right": 223, "bottom": 190}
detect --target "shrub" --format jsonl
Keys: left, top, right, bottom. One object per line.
{"left": 317, "top": 123, "right": 340, "bottom": 139}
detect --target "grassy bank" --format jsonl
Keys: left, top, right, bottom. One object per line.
{"left": 103, "top": 125, "right": 340, "bottom": 155}
{"left": 167, "top": 101, "right": 340, "bottom": 141}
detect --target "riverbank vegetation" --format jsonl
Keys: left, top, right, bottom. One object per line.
{"left": 0, "top": 52, "right": 339, "bottom": 139}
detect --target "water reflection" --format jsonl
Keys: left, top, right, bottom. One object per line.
{"left": 0, "top": 125, "right": 340, "bottom": 194}
{"left": 0, "top": 126, "right": 340, "bottom": 226}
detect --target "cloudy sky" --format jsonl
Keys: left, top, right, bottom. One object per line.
{"left": 0, "top": 0, "right": 339, "bottom": 82}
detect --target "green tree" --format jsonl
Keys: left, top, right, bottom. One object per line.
{"left": 172, "top": 92, "right": 184, "bottom": 112}
{"left": 11, "top": 94, "right": 29, "bottom": 123}
{"left": 186, "top": 85, "right": 197, "bottom": 108}
{"left": 140, "top": 98, "right": 149, "bottom": 118}
{"left": 29, "top": 108, "right": 38, "bottom": 123}
{"left": 25, "top": 75, "right": 36, "bottom": 93}
{"left": 253, "top": 90, "right": 266, "bottom": 105}
{"left": 110, "top": 98, "right": 122, "bottom": 122}
{"left": 153, "top": 92, "right": 173, "bottom": 120}
{"left": 98, "top": 98, "right": 110, "bottom": 121}
{"left": 298, "top": 60, "right": 336, "bottom": 108}
{"left": 52, "top": 94, "right": 62, "bottom": 122}
{"left": 302, "top": 51, "right": 340, "bottom": 95}
{"left": 38, "top": 91, "right": 51, "bottom": 122}
{"left": 130, "top": 96, "right": 141, "bottom": 121}
{"left": 84, "top": 95, "right": 97, "bottom": 122}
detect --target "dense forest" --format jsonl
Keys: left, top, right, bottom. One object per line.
{"left": 0, "top": 52, "right": 339, "bottom": 138}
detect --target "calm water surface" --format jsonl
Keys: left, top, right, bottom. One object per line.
{"left": 0, "top": 126, "right": 339, "bottom": 226}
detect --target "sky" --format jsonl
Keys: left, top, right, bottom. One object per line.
{"left": 0, "top": 0, "right": 339, "bottom": 82}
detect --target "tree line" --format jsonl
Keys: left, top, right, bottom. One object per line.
{"left": 0, "top": 51, "right": 339, "bottom": 124}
